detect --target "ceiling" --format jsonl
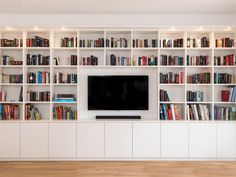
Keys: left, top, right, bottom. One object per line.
{"left": 0, "top": 0, "right": 235, "bottom": 15}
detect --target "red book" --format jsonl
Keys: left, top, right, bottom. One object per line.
{"left": 221, "top": 90, "right": 230, "bottom": 102}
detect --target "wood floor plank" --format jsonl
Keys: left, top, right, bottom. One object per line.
{"left": 0, "top": 161, "right": 236, "bottom": 177}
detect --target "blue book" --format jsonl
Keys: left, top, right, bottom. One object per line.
{"left": 53, "top": 99, "right": 76, "bottom": 103}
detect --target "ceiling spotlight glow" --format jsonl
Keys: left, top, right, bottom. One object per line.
{"left": 61, "top": 27, "right": 66, "bottom": 30}
{"left": 199, "top": 26, "right": 203, "bottom": 31}
{"left": 170, "top": 27, "right": 175, "bottom": 31}
{"left": 6, "top": 27, "right": 12, "bottom": 30}
{"left": 226, "top": 26, "right": 231, "bottom": 31}
{"left": 34, "top": 26, "right": 39, "bottom": 30}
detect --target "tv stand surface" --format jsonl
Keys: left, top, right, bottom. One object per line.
{"left": 96, "top": 115, "right": 141, "bottom": 119}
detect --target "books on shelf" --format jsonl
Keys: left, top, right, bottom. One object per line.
{"left": 0, "top": 55, "right": 23, "bottom": 66}
{"left": 221, "top": 86, "right": 236, "bottom": 102}
{"left": 53, "top": 94, "right": 76, "bottom": 102}
{"left": 133, "top": 55, "right": 157, "bottom": 66}
{"left": 26, "top": 36, "right": 50, "bottom": 47}
{"left": 54, "top": 55, "right": 77, "bottom": 66}
{"left": 26, "top": 54, "right": 50, "bottom": 65}
{"left": 215, "top": 38, "right": 234, "bottom": 48}
{"left": 25, "top": 104, "right": 41, "bottom": 120}
{"left": 214, "top": 73, "right": 234, "bottom": 84}
{"left": 27, "top": 91, "right": 50, "bottom": 101}
{"left": 160, "top": 89, "right": 170, "bottom": 101}
{"left": 187, "top": 55, "right": 209, "bottom": 66}
{"left": 160, "top": 55, "right": 183, "bottom": 66}
{"left": 132, "top": 39, "right": 158, "bottom": 48}
{"left": 187, "top": 104, "right": 210, "bottom": 120}
{"left": 187, "top": 91, "right": 203, "bottom": 102}
{"left": 53, "top": 105, "right": 77, "bottom": 120}
{"left": 61, "top": 37, "right": 77, "bottom": 47}
{"left": 160, "top": 72, "right": 184, "bottom": 84}
{"left": 214, "top": 105, "right": 236, "bottom": 120}
{"left": 54, "top": 72, "right": 77, "bottom": 84}
{"left": 161, "top": 38, "right": 183, "bottom": 48}
{"left": 27, "top": 71, "right": 50, "bottom": 84}
{"left": 0, "top": 74, "right": 23, "bottom": 83}
{"left": 81, "top": 55, "right": 98, "bottom": 66}
{"left": 187, "top": 37, "right": 209, "bottom": 48}
{"left": 214, "top": 54, "right": 236, "bottom": 66}
{"left": 160, "top": 104, "right": 182, "bottom": 120}
{"left": 0, "top": 104, "right": 20, "bottom": 120}
{"left": 0, "top": 90, "right": 6, "bottom": 101}
{"left": 110, "top": 54, "right": 131, "bottom": 66}
{"left": 187, "top": 72, "right": 211, "bottom": 84}
{"left": 79, "top": 38, "right": 104, "bottom": 48}
{"left": 0, "top": 38, "right": 22, "bottom": 47}
{"left": 106, "top": 37, "right": 128, "bottom": 48}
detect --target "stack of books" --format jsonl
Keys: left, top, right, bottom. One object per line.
{"left": 53, "top": 94, "right": 76, "bottom": 103}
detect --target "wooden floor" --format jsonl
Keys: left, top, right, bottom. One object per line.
{"left": 0, "top": 161, "right": 236, "bottom": 177}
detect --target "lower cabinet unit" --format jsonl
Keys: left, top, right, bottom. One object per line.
{"left": 0, "top": 123, "right": 20, "bottom": 159}
{"left": 133, "top": 122, "right": 160, "bottom": 158}
{"left": 49, "top": 123, "right": 76, "bottom": 159}
{"left": 217, "top": 123, "right": 236, "bottom": 158}
{"left": 161, "top": 122, "right": 188, "bottom": 158}
{"left": 105, "top": 122, "right": 132, "bottom": 158}
{"left": 189, "top": 122, "right": 217, "bottom": 158}
{"left": 77, "top": 122, "right": 105, "bottom": 158}
{"left": 21, "top": 123, "right": 48, "bottom": 158}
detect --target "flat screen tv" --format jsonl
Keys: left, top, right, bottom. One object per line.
{"left": 88, "top": 75, "right": 149, "bottom": 110}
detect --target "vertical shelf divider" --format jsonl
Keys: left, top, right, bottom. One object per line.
{"left": 50, "top": 30, "right": 54, "bottom": 121}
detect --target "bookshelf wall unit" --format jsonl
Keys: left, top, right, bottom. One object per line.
{"left": 0, "top": 27, "right": 236, "bottom": 160}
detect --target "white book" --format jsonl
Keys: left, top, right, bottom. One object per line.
{"left": 204, "top": 105, "right": 210, "bottom": 120}
{"left": 187, "top": 105, "right": 190, "bottom": 120}
{"left": 199, "top": 104, "right": 205, "bottom": 120}
{"left": 170, "top": 104, "right": 176, "bottom": 120}
{"left": 192, "top": 105, "right": 199, "bottom": 120}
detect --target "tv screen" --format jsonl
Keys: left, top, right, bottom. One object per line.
{"left": 88, "top": 75, "right": 149, "bottom": 110}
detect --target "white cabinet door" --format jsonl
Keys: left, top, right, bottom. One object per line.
{"left": 21, "top": 123, "right": 48, "bottom": 158}
{"left": 217, "top": 123, "right": 236, "bottom": 158}
{"left": 0, "top": 123, "right": 20, "bottom": 158}
{"left": 105, "top": 123, "right": 132, "bottom": 158}
{"left": 133, "top": 123, "right": 160, "bottom": 158}
{"left": 161, "top": 122, "right": 188, "bottom": 158}
{"left": 77, "top": 123, "right": 104, "bottom": 158}
{"left": 49, "top": 123, "right": 76, "bottom": 158}
{"left": 189, "top": 122, "right": 216, "bottom": 158}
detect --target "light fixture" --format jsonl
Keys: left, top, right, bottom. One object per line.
{"left": 170, "top": 27, "right": 175, "bottom": 31}
{"left": 34, "top": 26, "right": 39, "bottom": 30}
{"left": 5, "top": 27, "right": 13, "bottom": 30}
{"left": 61, "top": 27, "right": 66, "bottom": 30}
{"left": 198, "top": 26, "right": 203, "bottom": 31}
{"left": 225, "top": 26, "right": 231, "bottom": 31}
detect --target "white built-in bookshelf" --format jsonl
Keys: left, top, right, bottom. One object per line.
{"left": 0, "top": 28, "right": 236, "bottom": 121}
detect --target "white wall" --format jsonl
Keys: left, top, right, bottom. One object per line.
{"left": 0, "top": 14, "right": 236, "bottom": 27}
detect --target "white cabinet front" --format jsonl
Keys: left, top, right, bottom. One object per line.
{"left": 77, "top": 123, "right": 105, "bottom": 158}
{"left": 105, "top": 123, "right": 132, "bottom": 158}
{"left": 133, "top": 123, "right": 160, "bottom": 158}
{"left": 49, "top": 123, "right": 76, "bottom": 158}
{"left": 189, "top": 122, "right": 216, "bottom": 158}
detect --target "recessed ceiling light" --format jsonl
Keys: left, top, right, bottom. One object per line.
{"left": 225, "top": 26, "right": 231, "bottom": 31}
{"left": 34, "top": 26, "right": 39, "bottom": 30}
{"left": 198, "top": 26, "right": 203, "bottom": 31}
{"left": 5, "top": 27, "right": 13, "bottom": 30}
{"left": 61, "top": 27, "right": 66, "bottom": 30}
{"left": 169, "top": 27, "right": 175, "bottom": 31}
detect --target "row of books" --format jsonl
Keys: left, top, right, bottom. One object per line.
{"left": 26, "top": 36, "right": 50, "bottom": 47}
{"left": 187, "top": 37, "right": 209, "bottom": 48}
{"left": 221, "top": 86, "right": 236, "bottom": 102}
{"left": 110, "top": 54, "right": 131, "bottom": 66}
{"left": 132, "top": 39, "right": 158, "bottom": 48}
{"left": 25, "top": 104, "right": 41, "bottom": 120}
{"left": 27, "top": 71, "right": 50, "bottom": 84}
{"left": 214, "top": 73, "right": 233, "bottom": 84}
{"left": 53, "top": 105, "right": 77, "bottom": 120}
{"left": 160, "top": 104, "right": 181, "bottom": 120}
{"left": 214, "top": 106, "right": 236, "bottom": 120}
{"left": 26, "top": 54, "right": 50, "bottom": 65}
{"left": 187, "top": 55, "right": 209, "bottom": 66}
{"left": 53, "top": 55, "right": 78, "bottom": 66}
{"left": 214, "top": 54, "right": 236, "bottom": 66}
{"left": 0, "top": 104, "right": 20, "bottom": 120}
{"left": 79, "top": 38, "right": 104, "bottom": 48}
{"left": 187, "top": 104, "right": 210, "bottom": 120}
{"left": 61, "top": 37, "right": 77, "bottom": 47}
{"left": 187, "top": 91, "right": 203, "bottom": 102}
{"left": 0, "top": 38, "right": 23, "bottom": 47}
{"left": 133, "top": 55, "right": 158, "bottom": 66}
{"left": 1, "top": 55, "right": 23, "bottom": 65}
{"left": 160, "top": 72, "right": 184, "bottom": 84}
{"left": 54, "top": 73, "right": 77, "bottom": 83}
{"left": 0, "top": 90, "right": 6, "bottom": 101}
{"left": 161, "top": 38, "right": 184, "bottom": 48}
{"left": 106, "top": 38, "right": 128, "bottom": 48}
{"left": 160, "top": 90, "right": 170, "bottom": 101}
{"left": 187, "top": 73, "right": 211, "bottom": 84}
{"left": 215, "top": 38, "right": 234, "bottom": 48}
{"left": 160, "top": 55, "right": 184, "bottom": 66}
{"left": 81, "top": 55, "right": 98, "bottom": 66}
{"left": 26, "top": 91, "right": 50, "bottom": 102}
{"left": 0, "top": 74, "right": 23, "bottom": 83}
